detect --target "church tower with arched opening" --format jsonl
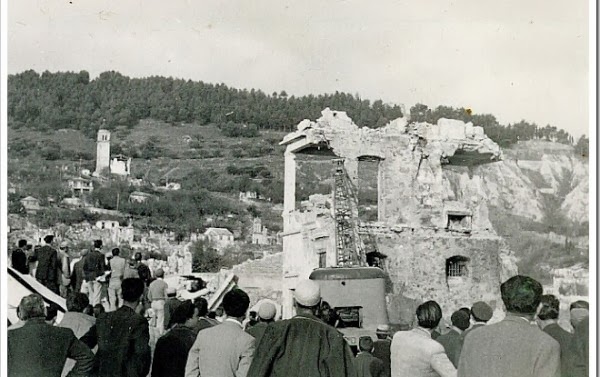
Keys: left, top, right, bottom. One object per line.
{"left": 95, "top": 129, "right": 111, "bottom": 175}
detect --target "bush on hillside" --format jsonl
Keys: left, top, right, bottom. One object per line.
{"left": 220, "top": 122, "right": 260, "bottom": 138}
{"left": 191, "top": 239, "right": 222, "bottom": 272}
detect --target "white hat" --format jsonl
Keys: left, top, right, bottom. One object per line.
{"left": 293, "top": 280, "right": 321, "bottom": 307}
{"left": 258, "top": 302, "right": 277, "bottom": 320}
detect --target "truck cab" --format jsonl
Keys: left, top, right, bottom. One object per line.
{"left": 309, "top": 266, "right": 389, "bottom": 351}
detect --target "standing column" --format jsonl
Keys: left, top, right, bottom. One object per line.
{"left": 343, "top": 158, "right": 360, "bottom": 223}
{"left": 283, "top": 152, "right": 296, "bottom": 213}
{"left": 378, "top": 160, "right": 384, "bottom": 221}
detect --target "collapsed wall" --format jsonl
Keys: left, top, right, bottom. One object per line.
{"left": 280, "top": 108, "right": 517, "bottom": 321}
{"left": 233, "top": 252, "right": 284, "bottom": 305}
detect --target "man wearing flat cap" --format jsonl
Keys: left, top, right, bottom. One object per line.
{"left": 464, "top": 301, "right": 493, "bottom": 338}
{"left": 455, "top": 301, "right": 493, "bottom": 365}
{"left": 246, "top": 302, "right": 276, "bottom": 345}
{"left": 458, "top": 275, "right": 560, "bottom": 377}
{"left": 247, "top": 279, "right": 356, "bottom": 377}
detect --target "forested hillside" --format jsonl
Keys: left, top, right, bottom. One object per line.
{"left": 8, "top": 70, "right": 402, "bottom": 134}
{"left": 7, "top": 70, "right": 588, "bottom": 151}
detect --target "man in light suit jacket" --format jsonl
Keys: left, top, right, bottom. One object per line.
{"left": 458, "top": 275, "right": 560, "bottom": 377}
{"left": 391, "top": 300, "right": 457, "bottom": 377}
{"left": 185, "top": 288, "right": 255, "bottom": 377}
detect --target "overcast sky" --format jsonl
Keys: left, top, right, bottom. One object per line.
{"left": 8, "top": 0, "right": 590, "bottom": 138}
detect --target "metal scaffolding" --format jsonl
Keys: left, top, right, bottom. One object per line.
{"left": 332, "top": 159, "right": 367, "bottom": 267}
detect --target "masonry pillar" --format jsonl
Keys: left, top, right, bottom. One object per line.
{"left": 283, "top": 152, "right": 296, "bottom": 213}
{"left": 378, "top": 160, "right": 385, "bottom": 221}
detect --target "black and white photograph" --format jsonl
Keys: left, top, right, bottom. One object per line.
{"left": 2, "top": 1, "right": 596, "bottom": 376}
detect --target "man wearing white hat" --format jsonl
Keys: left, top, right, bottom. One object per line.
{"left": 373, "top": 324, "right": 392, "bottom": 375}
{"left": 247, "top": 279, "right": 356, "bottom": 377}
{"left": 246, "top": 302, "right": 276, "bottom": 345}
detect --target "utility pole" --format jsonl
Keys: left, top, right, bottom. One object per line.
{"left": 116, "top": 191, "right": 120, "bottom": 212}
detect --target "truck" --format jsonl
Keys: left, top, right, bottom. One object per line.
{"left": 309, "top": 266, "right": 389, "bottom": 350}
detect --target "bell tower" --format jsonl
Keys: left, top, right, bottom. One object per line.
{"left": 95, "top": 129, "right": 111, "bottom": 175}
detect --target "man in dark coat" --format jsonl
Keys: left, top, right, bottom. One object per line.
{"left": 81, "top": 278, "right": 151, "bottom": 377}
{"left": 436, "top": 309, "right": 470, "bottom": 367}
{"left": 247, "top": 279, "right": 356, "bottom": 377}
{"left": 372, "top": 324, "right": 392, "bottom": 375}
{"left": 458, "top": 275, "right": 560, "bottom": 377}
{"left": 570, "top": 316, "right": 588, "bottom": 377}
{"left": 191, "top": 297, "right": 218, "bottom": 333}
{"left": 8, "top": 294, "right": 94, "bottom": 377}
{"left": 354, "top": 336, "right": 388, "bottom": 377}
{"left": 11, "top": 239, "right": 29, "bottom": 274}
{"left": 246, "top": 302, "right": 276, "bottom": 345}
{"left": 33, "top": 234, "right": 59, "bottom": 293}
{"left": 163, "top": 287, "right": 181, "bottom": 330}
{"left": 536, "top": 294, "right": 573, "bottom": 377}
{"left": 152, "top": 300, "right": 198, "bottom": 377}
{"left": 70, "top": 249, "right": 88, "bottom": 294}
{"left": 569, "top": 300, "right": 589, "bottom": 331}
{"left": 83, "top": 240, "right": 107, "bottom": 306}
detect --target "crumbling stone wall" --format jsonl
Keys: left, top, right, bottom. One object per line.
{"left": 279, "top": 109, "right": 513, "bottom": 321}
{"left": 282, "top": 110, "right": 502, "bottom": 230}
{"left": 376, "top": 230, "right": 503, "bottom": 324}
{"left": 233, "top": 252, "right": 283, "bottom": 306}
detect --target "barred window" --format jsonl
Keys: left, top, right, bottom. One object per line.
{"left": 446, "top": 256, "right": 470, "bottom": 278}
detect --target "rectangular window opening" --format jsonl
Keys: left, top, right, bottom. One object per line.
{"left": 446, "top": 212, "right": 472, "bottom": 232}
{"left": 318, "top": 252, "right": 327, "bottom": 268}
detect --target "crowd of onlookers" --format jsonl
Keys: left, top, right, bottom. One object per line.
{"left": 9, "top": 235, "right": 158, "bottom": 310}
{"left": 7, "top": 236, "right": 590, "bottom": 377}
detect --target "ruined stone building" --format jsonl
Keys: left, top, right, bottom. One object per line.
{"left": 279, "top": 108, "right": 516, "bottom": 322}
